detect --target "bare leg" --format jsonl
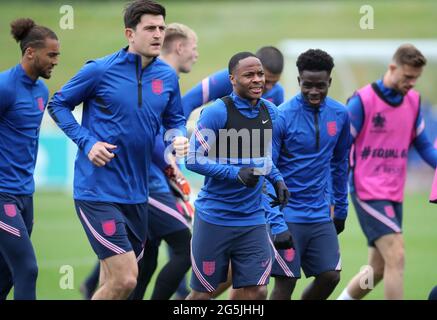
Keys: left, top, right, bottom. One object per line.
{"left": 301, "top": 271, "right": 340, "bottom": 300}
{"left": 92, "top": 251, "right": 138, "bottom": 300}
{"left": 232, "top": 285, "right": 267, "bottom": 300}
{"left": 186, "top": 289, "right": 213, "bottom": 300}
{"left": 270, "top": 276, "right": 297, "bottom": 300}
{"left": 375, "top": 233, "right": 404, "bottom": 300}
{"left": 341, "top": 247, "right": 385, "bottom": 299}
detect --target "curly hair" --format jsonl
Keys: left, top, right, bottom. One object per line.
{"left": 10, "top": 18, "right": 57, "bottom": 55}
{"left": 296, "top": 49, "right": 334, "bottom": 74}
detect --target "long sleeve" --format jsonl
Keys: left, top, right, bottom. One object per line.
{"left": 264, "top": 160, "right": 283, "bottom": 184}
{"left": 181, "top": 69, "right": 232, "bottom": 118}
{"left": 181, "top": 82, "right": 204, "bottom": 118}
{"left": 346, "top": 94, "right": 364, "bottom": 142}
{"left": 185, "top": 103, "right": 240, "bottom": 181}
{"left": 413, "top": 108, "right": 437, "bottom": 168}
{"left": 265, "top": 107, "right": 289, "bottom": 233}
{"left": 152, "top": 130, "right": 169, "bottom": 171}
{"left": 162, "top": 76, "right": 186, "bottom": 138}
{"left": 331, "top": 111, "right": 351, "bottom": 220}
{"left": 264, "top": 181, "right": 288, "bottom": 235}
{"left": 272, "top": 108, "right": 286, "bottom": 165}
{"left": 264, "top": 106, "right": 284, "bottom": 184}
{"left": 47, "top": 61, "right": 102, "bottom": 155}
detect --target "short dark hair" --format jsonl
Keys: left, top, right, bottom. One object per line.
{"left": 228, "top": 52, "right": 257, "bottom": 74}
{"left": 296, "top": 49, "right": 334, "bottom": 74}
{"left": 393, "top": 44, "right": 427, "bottom": 68}
{"left": 256, "top": 46, "right": 284, "bottom": 74}
{"left": 10, "top": 18, "right": 58, "bottom": 55}
{"left": 124, "top": 0, "right": 166, "bottom": 29}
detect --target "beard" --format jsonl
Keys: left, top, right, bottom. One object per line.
{"left": 34, "top": 58, "right": 52, "bottom": 79}
{"left": 39, "top": 71, "right": 51, "bottom": 79}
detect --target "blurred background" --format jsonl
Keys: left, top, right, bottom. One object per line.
{"left": 1, "top": 0, "right": 436, "bottom": 299}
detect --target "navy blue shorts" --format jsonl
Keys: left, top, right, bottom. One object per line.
{"left": 147, "top": 192, "right": 190, "bottom": 241}
{"left": 351, "top": 193, "right": 403, "bottom": 247}
{"left": 0, "top": 193, "right": 37, "bottom": 299}
{"left": 271, "top": 221, "right": 341, "bottom": 278}
{"left": 0, "top": 193, "right": 33, "bottom": 237}
{"left": 190, "top": 216, "right": 272, "bottom": 293}
{"left": 74, "top": 200, "right": 148, "bottom": 260}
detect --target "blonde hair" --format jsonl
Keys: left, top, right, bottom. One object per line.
{"left": 162, "top": 23, "right": 197, "bottom": 53}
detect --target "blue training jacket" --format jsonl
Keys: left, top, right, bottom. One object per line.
{"left": 0, "top": 64, "right": 49, "bottom": 195}
{"left": 186, "top": 92, "right": 285, "bottom": 227}
{"left": 149, "top": 128, "right": 171, "bottom": 194}
{"left": 48, "top": 47, "right": 186, "bottom": 204}
{"left": 273, "top": 93, "right": 351, "bottom": 223}
{"left": 182, "top": 68, "right": 284, "bottom": 118}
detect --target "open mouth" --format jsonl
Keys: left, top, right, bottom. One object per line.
{"left": 308, "top": 97, "right": 321, "bottom": 104}
{"left": 250, "top": 87, "right": 263, "bottom": 95}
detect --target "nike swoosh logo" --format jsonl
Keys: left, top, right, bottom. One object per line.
{"left": 262, "top": 119, "right": 269, "bottom": 124}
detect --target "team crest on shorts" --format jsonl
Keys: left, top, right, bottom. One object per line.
{"left": 203, "top": 261, "right": 215, "bottom": 276}
{"left": 152, "top": 79, "right": 163, "bottom": 95}
{"left": 327, "top": 121, "right": 337, "bottom": 136}
{"left": 3, "top": 204, "right": 17, "bottom": 217}
{"left": 384, "top": 205, "right": 395, "bottom": 218}
{"left": 102, "top": 220, "right": 116, "bottom": 236}
{"left": 284, "top": 248, "right": 295, "bottom": 262}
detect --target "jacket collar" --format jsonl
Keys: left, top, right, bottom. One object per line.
{"left": 120, "top": 46, "right": 157, "bottom": 67}
{"left": 16, "top": 64, "right": 38, "bottom": 86}
{"left": 231, "top": 92, "right": 263, "bottom": 110}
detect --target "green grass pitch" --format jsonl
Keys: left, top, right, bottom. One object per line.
{"left": 1, "top": 0, "right": 437, "bottom": 299}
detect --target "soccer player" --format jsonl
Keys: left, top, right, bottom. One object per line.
{"left": 186, "top": 52, "right": 292, "bottom": 300}
{"left": 130, "top": 22, "right": 198, "bottom": 300}
{"left": 338, "top": 44, "right": 437, "bottom": 300}
{"left": 0, "top": 18, "right": 59, "bottom": 300}
{"left": 80, "top": 22, "right": 198, "bottom": 301}
{"left": 269, "top": 49, "right": 350, "bottom": 300}
{"left": 182, "top": 46, "right": 285, "bottom": 117}
{"left": 48, "top": 0, "right": 187, "bottom": 300}
{"left": 182, "top": 46, "right": 286, "bottom": 299}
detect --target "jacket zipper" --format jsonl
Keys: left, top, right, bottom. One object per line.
{"left": 136, "top": 57, "right": 143, "bottom": 108}
{"left": 313, "top": 110, "right": 320, "bottom": 150}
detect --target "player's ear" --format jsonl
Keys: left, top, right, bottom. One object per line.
{"left": 388, "top": 62, "right": 397, "bottom": 74}
{"left": 176, "top": 40, "right": 184, "bottom": 55}
{"left": 125, "top": 28, "right": 135, "bottom": 44}
{"left": 328, "top": 77, "right": 332, "bottom": 87}
{"left": 230, "top": 73, "right": 236, "bottom": 86}
{"left": 297, "top": 76, "right": 301, "bottom": 86}
{"left": 24, "top": 46, "right": 36, "bottom": 60}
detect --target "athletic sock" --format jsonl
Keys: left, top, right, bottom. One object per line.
{"left": 337, "top": 288, "right": 356, "bottom": 300}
